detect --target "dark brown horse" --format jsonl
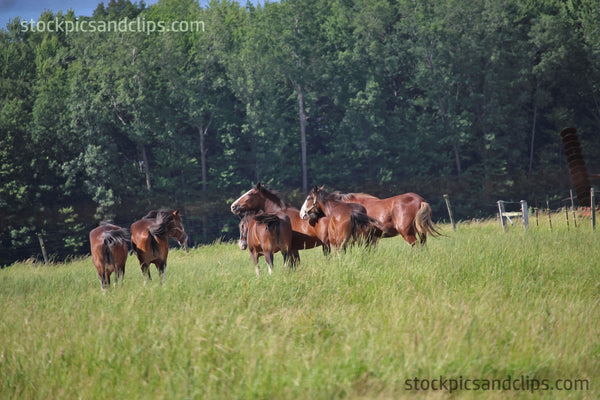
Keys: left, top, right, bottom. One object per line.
{"left": 238, "top": 212, "right": 293, "bottom": 275}
{"left": 299, "top": 186, "right": 383, "bottom": 251}
{"left": 338, "top": 192, "right": 441, "bottom": 246}
{"left": 230, "top": 183, "right": 329, "bottom": 260}
{"left": 89, "top": 223, "right": 129, "bottom": 290}
{"left": 130, "top": 209, "right": 188, "bottom": 282}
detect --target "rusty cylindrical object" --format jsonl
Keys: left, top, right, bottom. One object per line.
{"left": 560, "top": 127, "right": 591, "bottom": 207}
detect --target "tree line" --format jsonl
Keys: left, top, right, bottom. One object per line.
{"left": 1, "top": 0, "right": 599, "bottom": 265}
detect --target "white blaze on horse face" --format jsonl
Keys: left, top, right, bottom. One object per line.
{"left": 231, "top": 188, "right": 253, "bottom": 213}
{"left": 299, "top": 198, "right": 311, "bottom": 219}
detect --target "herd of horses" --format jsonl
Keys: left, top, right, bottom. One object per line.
{"left": 89, "top": 183, "right": 440, "bottom": 288}
{"left": 89, "top": 209, "right": 187, "bottom": 289}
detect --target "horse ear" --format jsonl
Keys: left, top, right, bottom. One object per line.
{"left": 312, "top": 185, "right": 319, "bottom": 192}
{"left": 256, "top": 182, "right": 262, "bottom": 189}
{"left": 173, "top": 209, "right": 180, "bottom": 216}
{"left": 319, "top": 185, "right": 325, "bottom": 190}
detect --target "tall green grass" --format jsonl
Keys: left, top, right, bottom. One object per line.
{"left": 1, "top": 217, "right": 598, "bottom": 399}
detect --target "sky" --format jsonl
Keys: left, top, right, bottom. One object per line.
{"left": 0, "top": 0, "right": 160, "bottom": 29}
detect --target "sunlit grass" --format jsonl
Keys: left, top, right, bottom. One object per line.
{"left": 1, "top": 216, "right": 598, "bottom": 399}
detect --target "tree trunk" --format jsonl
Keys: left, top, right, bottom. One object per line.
{"left": 140, "top": 144, "right": 151, "bottom": 191}
{"left": 528, "top": 80, "right": 539, "bottom": 179}
{"left": 296, "top": 83, "right": 308, "bottom": 192}
{"left": 198, "top": 125, "right": 208, "bottom": 193}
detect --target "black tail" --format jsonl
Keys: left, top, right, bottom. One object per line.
{"left": 350, "top": 212, "right": 384, "bottom": 242}
{"left": 103, "top": 228, "right": 129, "bottom": 262}
{"left": 254, "top": 214, "right": 283, "bottom": 245}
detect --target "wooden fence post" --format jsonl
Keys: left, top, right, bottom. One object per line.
{"left": 546, "top": 198, "right": 552, "bottom": 231}
{"left": 497, "top": 200, "right": 506, "bottom": 230}
{"left": 591, "top": 187, "right": 596, "bottom": 231}
{"left": 443, "top": 194, "right": 456, "bottom": 231}
{"left": 521, "top": 200, "right": 529, "bottom": 230}
{"left": 37, "top": 233, "right": 49, "bottom": 264}
{"left": 570, "top": 189, "right": 577, "bottom": 228}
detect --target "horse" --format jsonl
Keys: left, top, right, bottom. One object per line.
{"left": 238, "top": 212, "right": 293, "bottom": 275}
{"left": 130, "top": 209, "right": 188, "bottom": 282}
{"left": 89, "top": 223, "right": 129, "bottom": 290}
{"left": 338, "top": 192, "right": 441, "bottom": 246}
{"left": 299, "top": 186, "right": 383, "bottom": 251}
{"left": 230, "top": 182, "right": 329, "bottom": 260}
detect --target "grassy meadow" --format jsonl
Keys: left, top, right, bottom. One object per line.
{"left": 0, "top": 215, "right": 598, "bottom": 399}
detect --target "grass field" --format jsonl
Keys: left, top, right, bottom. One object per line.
{"left": 1, "top": 216, "right": 598, "bottom": 399}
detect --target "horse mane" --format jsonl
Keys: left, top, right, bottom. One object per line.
{"left": 257, "top": 184, "right": 290, "bottom": 209}
{"left": 339, "top": 192, "right": 378, "bottom": 201}
{"left": 147, "top": 209, "right": 180, "bottom": 237}
{"left": 314, "top": 187, "right": 341, "bottom": 204}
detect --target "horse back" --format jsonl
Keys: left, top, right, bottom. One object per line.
{"left": 90, "top": 224, "right": 128, "bottom": 269}
{"left": 248, "top": 212, "right": 292, "bottom": 253}
{"left": 130, "top": 218, "right": 167, "bottom": 261}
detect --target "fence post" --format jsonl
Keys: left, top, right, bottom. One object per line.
{"left": 521, "top": 200, "right": 529, "bottom": 230}
{"left": 497, "top": 200, "right": 506, "bottom": 230}
{"left": 546, "top": 199, "right": 553, "bottom": 231}
{"left": 570, "top": 189, "right": 577, "bottom": 227}
{"left": 591, "top": 187, "right": 596, "bottom": 231}
{"left": 37, "top": 233, "right": 49, "bottom": 264}
{"left": 443, "top": 194, "right": 456, "bottom": 231}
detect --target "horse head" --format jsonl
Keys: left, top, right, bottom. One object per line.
{"left": 299, "top": 185, "right": 324, "bottom": 219}
{"left": 168, "top": 210, "right": 188, "bottom": 251}
{"left": 231, "top": 182, "right": 265, "bottom": 215}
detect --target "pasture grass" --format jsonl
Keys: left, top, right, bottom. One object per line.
{"left": 1, "top": 215, "right": 599, "bottom": 399}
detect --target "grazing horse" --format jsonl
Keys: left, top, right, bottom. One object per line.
{"left": 299, "top": 186, "right": 383, "bottom": 251}
{"left": 238, "top": 212, "right": 293, "bottom": 275}
{"left": 89, "top": 223, "right": 129, "bottom": 290}
{"left": 338, "top": 192, "right": 441, "bottom": 246}
{"left": 230, "top": 182, "right": 329, "bottom": 260}
{"left": 130, "top": 209, "right": 188, "bottom": 282}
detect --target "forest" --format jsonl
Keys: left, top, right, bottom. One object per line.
{"left": 1, "top": 0, "right": 599, "bottom": 265}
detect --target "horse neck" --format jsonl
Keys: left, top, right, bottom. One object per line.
{"left": 317, "top": 197, "right": 337, "bottom": 216}
{"left": 263, "top": 197, "right": 285, "bottom": 213}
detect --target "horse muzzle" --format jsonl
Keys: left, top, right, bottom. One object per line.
{"left": 238, "top": 239, "right": 248, "bottom": 250}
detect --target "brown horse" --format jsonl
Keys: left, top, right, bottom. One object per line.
{"left": 338, "top": 192, "right": 441, "bottom": 246}
{"left": 238, "top": 212, "right": 293, "bottom": 275}
{"left": 230, "top": 183, "right": 329, "bottom": 260}
{"left": 130, "top": 209, "right": 188, "bottom": 282}
{"left": 89, "top": 223, "right": 129, "bottom": 290}
{"left": 299, "top": 186, "right": 383, "bottom": 251}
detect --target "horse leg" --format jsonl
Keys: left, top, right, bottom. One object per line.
{"left": 98, "top": 268, "right": 107, "bottom": 290}
{"left": 157, "top": 261, "right": 166, "bottom": 284}
{"left": 264, "top": 251, "right": 274, "bottom": 275}
{"left": 141, "top": 263, "right": 152, "bottom": 281}
{"left": 289, "top": 249, "right": 300, "bottom": 269}
{"left": 103, "top": 269, "right": 111, "bottom": 289}
{"left": 250, "top": 250, "right": 260, "bottom": 276}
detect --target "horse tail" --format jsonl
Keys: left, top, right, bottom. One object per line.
{"left": 254, "top": 214, "right": 281, "bottom": 244}
{"left": 350, "top": 213, "right": 384, "bottom": 242}
{"left": 103, "top": 227, "right": 129, "bottom": 264}
{"left": 414, "top": 202, "right": 442, "bottom": 245}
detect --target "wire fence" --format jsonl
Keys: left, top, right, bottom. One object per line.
{"left": 3, "top": 188, "right": 598, "bottom": 267}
